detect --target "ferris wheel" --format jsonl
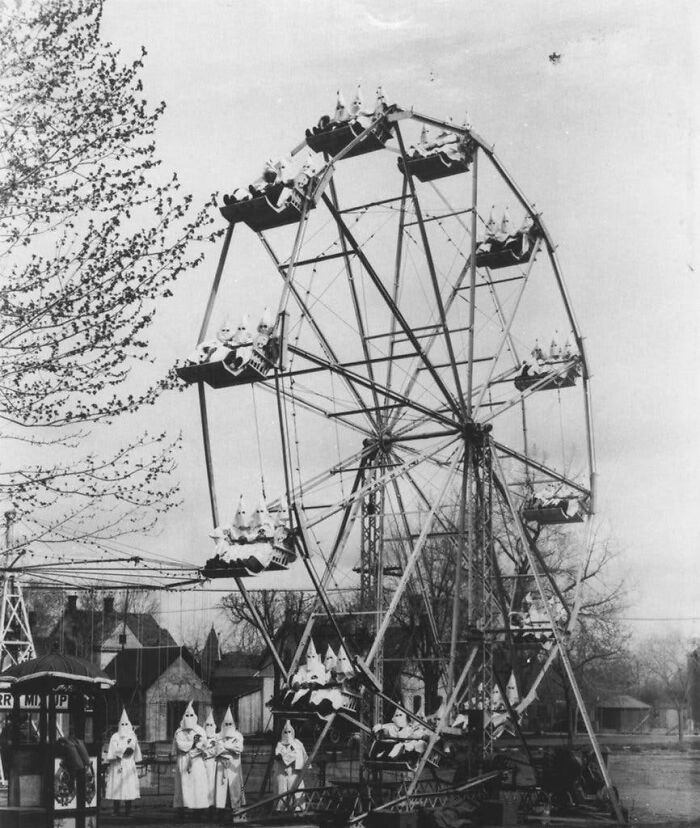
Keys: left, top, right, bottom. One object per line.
{"left": 177, "top": 91, "right": 624, "bottom": 823}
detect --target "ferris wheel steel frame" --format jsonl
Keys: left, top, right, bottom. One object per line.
{"left": 188, "top": 103, "right": 621, "bottom": 823}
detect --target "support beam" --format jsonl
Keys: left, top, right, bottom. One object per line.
{"left": 491, "top": 448, "right": 625, "bottom": 825}
{"left": 395, "top": 124, "right": 466, "bottom": 416}
{"left": 197, "top": 383, "right": 288, "bottom": 681}
{"left": 366, "top": 445, "right": 464, "bottom": 665}
{"left": 288, "top": 344, "right": 457, "bottom": 428}
{"left": 322, "top": 193, "right": 462, "bottom": 418}
{"left": 405, "top": 645, "right": 479, "bottom": 797}
{"left": 259, "top": 235, "right": 378, "bottom": 432}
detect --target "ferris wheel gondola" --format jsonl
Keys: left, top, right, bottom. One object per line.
{"left": 174, "top": 95, "right": 625, "bottom": 825}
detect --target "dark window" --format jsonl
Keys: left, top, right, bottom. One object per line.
{"left": 166, "top": 701, "right": 188, "bottom": 739}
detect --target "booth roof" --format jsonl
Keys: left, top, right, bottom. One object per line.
{"left": 0, "top": 652, "right": 114, "bottom": 690}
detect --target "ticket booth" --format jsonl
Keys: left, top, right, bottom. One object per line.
{"left": 0, "top": 652, "right": 113, "bottom": 828}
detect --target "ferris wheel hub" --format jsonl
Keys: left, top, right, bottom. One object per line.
{"left": 362, "top": 430, "right": 394, "bottom": 456}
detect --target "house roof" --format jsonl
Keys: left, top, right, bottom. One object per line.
{"left": 218, "top": 651, "right": 267, "bottom": 670}
{"left": 210, "top": 675, "right": 264, "bottom": 699}
{"left": 597, "top": 694, "right": 651, "bottom": 710}
{"left": 45, "top": 607, "right": 176, "bottom": 652}
{"left": 105, "top": 613, "right": 178, "bottom": 648}
{"left": 104, "top": 646, "right": 202, "bottom": 690}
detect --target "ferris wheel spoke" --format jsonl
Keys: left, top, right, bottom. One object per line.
{"left": 491, "top": 486, "right": 568, "bottom": 615}
{"left": 397, "top": 462, "right": 460, "bottom": 540}
{"left": 383, "top": 178, "right": 409, "bottom": 402}
{"left": 322, "top": 193, "right": 462, "bottom": 419}
{"left": 471, "top": 237, "right": 542, "bottom": 415}
{"left": 287, "top": 344, "right": 457, "bottom": 428}
{"left": 480, "top": 357, "right": 583, "bottom": 426}
{"left": 257, "top": 378, "right": 372, "bottom": 439}
{"left": 395, "top": 124, "right": 466, "bottom": 414}
{"left": 426, "top": 154, "right": 529, "bottom": 373}
{"left": 386, "top": 254, "right": 472, "bottom": 431}
{"left": 326, "top": 177, "right": 383, "bottom": 415}
{"left": 365, "top": 444, "right": 464, "bottom": 667}
{"left": 267, "top": 444, "right": 371, "bottom": 515}
{"left": 386, "top": 469, "right": 451, "bottom": 683}
{"left": 304, "top": 435, "right": 461, "bottom": 532}
{"left": 494, "top": 440, "right": 590, "bottom": 497}
{"left": 492, "top": 464, "right": 619, "bottom": 813}
{"left": 472, "top": 264, "right": 523, "bottom": 368}
{"left": 259, "top": 234, "right": 379, "bottom": 432}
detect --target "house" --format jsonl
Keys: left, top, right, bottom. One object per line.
{"left": 99, "top": 601, "right": 178, "bottom": 668}
{"left": 39, "top": 594, "right": 211, "bottom": 743}
{"left": 201, "top": 618, "right": 437, "bottom": 735}
{"left": 211, "top": 654, "right": 275, "bottom": 734}
{"left": 596, "top": 695, "right": 651, "bottom": 733}
{"left": 200, "top": 627, "right": 275, "bottom": 733}
{"left": 39, "top": 594, "right": 177, "bottom": 663}
{"left": 104, "top": 646, "right": 211, "bottom": 742}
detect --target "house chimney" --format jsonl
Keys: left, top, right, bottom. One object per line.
{"left": 28, "top": 611, "right": 36, "bottom": 629}
{"left": 67, "top": 595, "right": 78, "bottom": 612}
{"left": 104, "top": 596, "right": 115, "bottom": 615}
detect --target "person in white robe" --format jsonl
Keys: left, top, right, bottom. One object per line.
{"left": 215, "top": 707, "right": 245, "bottom": 812}
{"left": 172, "top": 702, "right": 210, "bottom": 815}
{"left": 104, "top": 708, "right": 141, "bottom": 815}
{"left": 334, "top": 645, "right": 355, "bottom": 682}
{"left": 274, "top": 720, "right": 308, "bottom": 811}
{"left": 202, "top": 709, "right": 218, "bottom": 810}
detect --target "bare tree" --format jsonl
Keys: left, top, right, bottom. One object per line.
{"left": 0, "top": 0, "right": 219, "bottom": 542}
{"left": 636, "top": 632, "right": 691, "bottom": 743}
{"left": 385, "top": 491, "right": 628, "bottom": 738}
{"left": 219, "top": 589, "right": 316, "bottom": 690}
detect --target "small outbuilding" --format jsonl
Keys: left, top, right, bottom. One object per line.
{"left": 596, "top": 695, "right": 651, "bottom": 733}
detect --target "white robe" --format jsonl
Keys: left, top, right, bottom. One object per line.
{"left": 104, "top": 732, "right": 142, "bottom": 801}
{"left": 214, "top": 732, "right": 245, "bottom": 809}
{"left": 203, "top": 742, "right": 217, "bottom": 807}
{"left": 173, "top": 725, "right": 210, "bottom": 810}
{"left": 274, "top": 739, "right": 308, "bottom": 810}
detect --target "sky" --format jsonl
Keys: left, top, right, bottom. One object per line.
{"left": 84, "top": 0, "right": 700, "bottom": 643}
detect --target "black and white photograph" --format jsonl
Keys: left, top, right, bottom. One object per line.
{"left": 0, "top": 2, "right": 697, "bottom": 826}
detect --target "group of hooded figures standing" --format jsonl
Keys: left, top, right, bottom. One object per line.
{"left": 102, "top": 702, "right": 309, "bottom": 817}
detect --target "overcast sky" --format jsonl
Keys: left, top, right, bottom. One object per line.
{"left": 95, "top": 0, "right": 699, "bottom": 642}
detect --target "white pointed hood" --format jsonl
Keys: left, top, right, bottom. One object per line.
{"left": 491, "top": 683, "right": 505, "bottom": 711}
{"left": 204, "top": 709, "right": 216, "bottom": 738}
{"left": 118, "top": 708, "right": 134, "bottom": 737}
{"left": 375, "top": 85, "right": 386, "bottom": 111}
{"left": 324, "top": 645, "right": 338, "bottom": 672}
{"left": 250, "top": 493, "right": 273, "bottom": 533}
{"left": 305, "top": 638, "right": 321, "bottom": 669}
{"left": 234, "top": 494, "right": 249, "bottom": 529}
{"left": 217, "top": 317, "right": 234, "bottom": 344}
{"left": 181, "top": 701, "right": 198, "bottom": 730}
{"left": 506, "top": 672, "right": 520, "bottom": 707}
{"left": 501, "top": 207, "right": 512, "bottom": 235}
{"left": 281, "top": 719, "right": 295, "bottom": 745}
{"left": 257, "top": 306, "right": 274, "bottom": 335}
{"left": 391, "top": 707, "right": 408, "bottom": 728}
{"left": 350, "top": 85, "right": 362, "bottom": 116}
{"left": 335, "top": 645, "right": 354, "bottom": 677}
{"left": 334, "top": 90, "right": 347, "bottom": 121}
{"left": 221, "top": 706, "right": 238, "bottom": 737}
{"left": 485, "top": 206, "right": 497, "bottom": 236}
